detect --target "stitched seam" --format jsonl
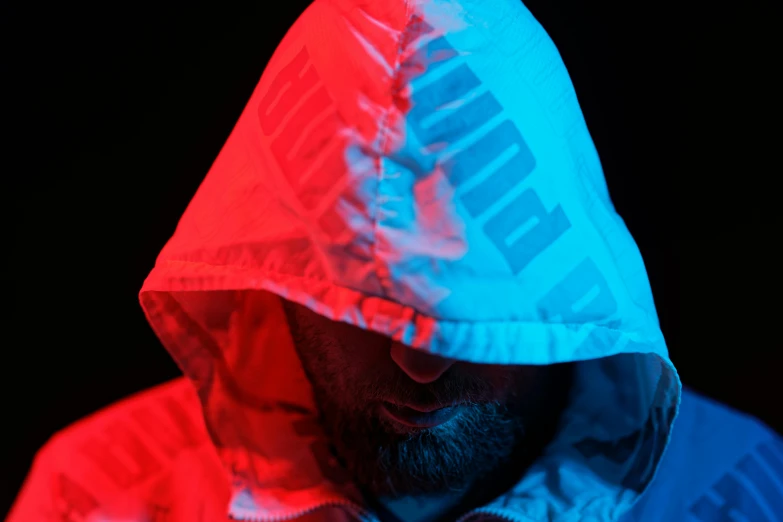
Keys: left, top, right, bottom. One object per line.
{"left": 368, "top": 0, "right": 413, "bottom": 299}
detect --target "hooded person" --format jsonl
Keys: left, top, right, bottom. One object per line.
{"left": 9, "top": 0, "right": 782, "bottom": 521}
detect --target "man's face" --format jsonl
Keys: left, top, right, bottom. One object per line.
{"left": 282, "top": 300, "right": 571, "bottom": 498}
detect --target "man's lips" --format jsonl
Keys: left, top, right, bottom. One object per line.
{"left": 379, "top": 401, "right": 464, "bottom": 428}
{"left": 395, "top": 402, "right": 444, "bottom": 413}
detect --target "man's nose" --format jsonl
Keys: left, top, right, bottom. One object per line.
{"left": 390, "top": 342, "right": 456, "bottom": 384}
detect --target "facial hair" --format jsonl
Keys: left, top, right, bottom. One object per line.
{"left": 319, "top": 389, "right": 527, "bottom": 497}
{"left": 287, "top": 326, "right": 529, "bottom": 496}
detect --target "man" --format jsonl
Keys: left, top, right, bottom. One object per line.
{"left": 9, "top": 0, "right": 781, "bottom": 521}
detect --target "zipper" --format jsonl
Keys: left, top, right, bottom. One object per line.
{"left": 228, "top": 495, "right": 532, "bottom": 522}
{"left": 229, "top": 501, "right": 525, "bottom": 522}
{"left": 229, "top": 499, "right": 378, "bottom": 522}
{"left": 456, "top": 507, "right": 527, "bottom": 522}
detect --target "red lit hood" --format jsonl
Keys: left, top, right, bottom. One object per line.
{"left": 139, "top": 0, "right": 680, "bottom": 520}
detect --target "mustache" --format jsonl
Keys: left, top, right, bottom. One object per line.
{"left": 355, "top": 365, "right": 509, "bottom": 408}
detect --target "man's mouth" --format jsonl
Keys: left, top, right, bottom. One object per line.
{"left": 379, "top": 401, "right": 464, "bottom": 428}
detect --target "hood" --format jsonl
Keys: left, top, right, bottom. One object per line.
{"left": 139, "top": 0, "right": 681, "bottom": 520}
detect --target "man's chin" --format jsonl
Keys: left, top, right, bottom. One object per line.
{"left": 331, "top": 403, "right": 525, "bottom": 497}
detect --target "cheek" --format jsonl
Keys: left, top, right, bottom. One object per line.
{"left": 477, "top": 365, "right": 543, "bottom": 397}
{"left": 332, "top": 326, "right": 392, "bottom": 370}
{"left": 312, "top": 334, "right": 391, "bottom": 390}
{"left": 336, "top": 343, "right": 393, "bottom": 390}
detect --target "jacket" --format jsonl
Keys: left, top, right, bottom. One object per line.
{"left": 9, "top": 0, "right": 781, "bottom": 520}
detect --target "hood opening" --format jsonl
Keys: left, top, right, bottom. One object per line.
{"left": 141, "top": 283, "right": 679, "bottom": 522}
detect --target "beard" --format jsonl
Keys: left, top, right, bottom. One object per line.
{"left": 297, "top": 349, "right": 534, "bottom": 498}
{"left": 316, "top": 391, "right": 527, "bottom": 498}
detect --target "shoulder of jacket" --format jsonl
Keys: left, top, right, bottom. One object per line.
{"left": 59, "top": 377, "right": 197, "bottom": 433}
{"left": 41, "top": 376, "right": 209, "bottom": 468}
{"left": 678, "top": 387, "right": 777, "bottom": 441}
{"left": 9, "top": 378, "right": 214, "bottom": 522}
{"left": 632, "top": 388, "right": 782, "bottom": 522}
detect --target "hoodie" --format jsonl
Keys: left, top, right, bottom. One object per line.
{"left": 9, "top": 0, "right": 782, "bottom": 521}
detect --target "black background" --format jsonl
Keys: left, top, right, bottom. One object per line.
{"left": 5, "top": 0, "right": 778, "bottom": 514}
